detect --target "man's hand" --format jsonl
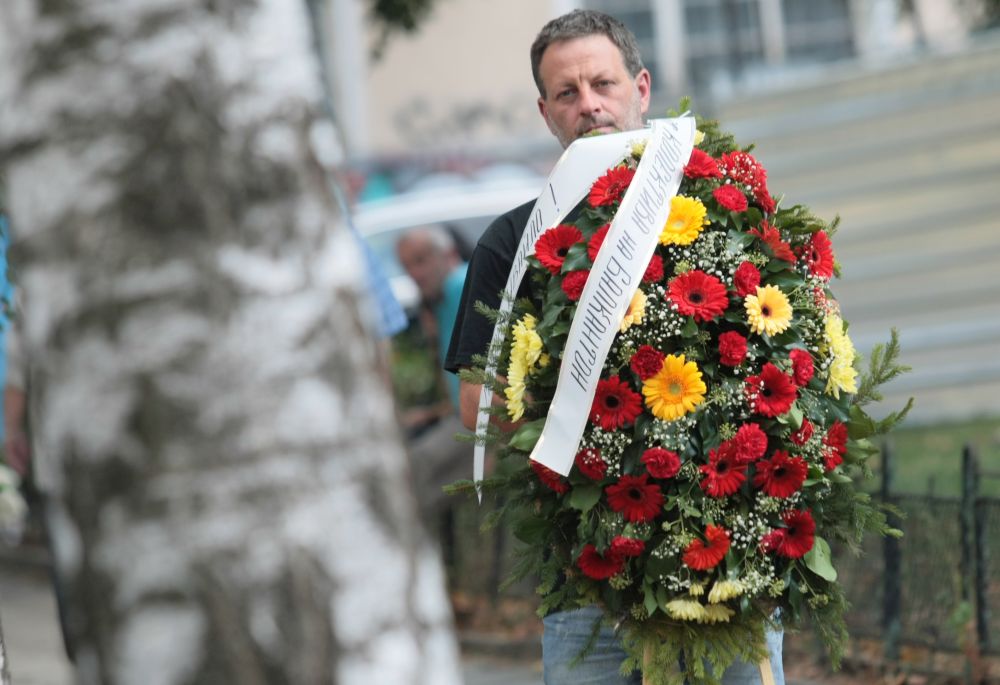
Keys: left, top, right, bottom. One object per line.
{"left": 459, "top": 379, "right": 527, "bottom": 434}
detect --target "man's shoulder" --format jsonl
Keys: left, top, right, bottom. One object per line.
{"left": 477, "top": 198, "right": 536, "bottom": 258}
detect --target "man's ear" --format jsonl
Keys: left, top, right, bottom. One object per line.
{"left": 636, "top": 68, "right": 652, "bottom": 115}
{"left": 537, "top": 96, "right": 556, "bottom": 136}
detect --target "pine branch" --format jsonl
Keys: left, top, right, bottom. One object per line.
{"left": 855, "top": 329, "right": 911, "bottom": 407}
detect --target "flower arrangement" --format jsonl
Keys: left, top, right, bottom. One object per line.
{"left": 459, "top": 109, "right": 910, "bottom": 685}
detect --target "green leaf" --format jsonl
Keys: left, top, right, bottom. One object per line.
{"left": 569, "top": 484, "right": 603, "bottom": 513}
{"left": 509, "top": 419, "right": 546, "bottom": 451}
{"left": 644, "top": 585, "right": 659, "bottom": 617}
{"left": 561, "top": 243, "right": 591, "bottom": 272}
{"left": 804, "top": 536, "right": 838, "bottom": 581}
{"left": 727, "top": 230, "right": 754, "bottom": 254}
{"left": 681, "top": 317, "right": 699, "bottom": 337}
{"left": 513, "top": 516, "right": 549, "bottom": 545}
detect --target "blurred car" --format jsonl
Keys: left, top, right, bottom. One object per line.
{"left": 351, "top": 169, "right": 545, "bottom": 312}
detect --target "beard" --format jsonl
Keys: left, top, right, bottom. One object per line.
{"left": 549, "top": 89, "right": 646, "bottom": 149}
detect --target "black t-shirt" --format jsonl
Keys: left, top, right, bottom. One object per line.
{"left": 444, "top": 199, "right": 536, "bottom": 374}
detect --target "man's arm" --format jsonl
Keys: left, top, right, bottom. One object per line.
{"left": 459, "top": 380, "right": 481, "bottom": 431}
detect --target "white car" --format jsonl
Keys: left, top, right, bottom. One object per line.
{"left": 351, "top": 172, "right": 546, "bottom": 312}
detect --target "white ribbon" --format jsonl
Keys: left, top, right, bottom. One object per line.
{"left": 472, "top": 127, "right": 656, "bottom": 495}
{"left": 529, "top": 117, "right": 695, "bottom": 476}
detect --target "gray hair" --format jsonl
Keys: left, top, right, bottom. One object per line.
{"left": 530, "top": 10, "right": 645, "bottom": 98}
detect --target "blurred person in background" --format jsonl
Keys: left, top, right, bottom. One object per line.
{"left": 396, "top": 227, "right": 470, "bottom": 547}
{"left": 445, "top": 9, "right": 784, "bottom": 684}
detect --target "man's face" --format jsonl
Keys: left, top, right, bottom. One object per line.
{"left": 397, "top": 234, "right": 453, "bottom": 304}
{"left": 536, "top": 34, "right": 651, "bottom": 149}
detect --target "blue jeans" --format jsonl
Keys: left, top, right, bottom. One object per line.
{"left": 542, "top": 606, "right": 784, "bottom": 685}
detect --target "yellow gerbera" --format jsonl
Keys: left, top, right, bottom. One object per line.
{"left": 620, "top": 289, "right": 647, "bottom": 332}
{"left": 665, "top": 598, "right": 706, "bottom": 622}
{"left": 708, "top": 579, "right": 745, "bottom": 604}
{"left": 745, "top": 285, "right": 793, "bottom": 336}
{"left": 642, "top": 353, "right": 707, "bottom": 421}
{"left": 699, "top": 604, "right": 735, "bottom": 624}
{"left": 659, "top": 195, "right": 708, "bottom": 246}
{"left": 823, "top": 313, "right": 858, "bottom": 398}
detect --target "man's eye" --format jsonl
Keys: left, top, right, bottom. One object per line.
{"left": 557, "top": 89, "right": 575, "bottom": 100}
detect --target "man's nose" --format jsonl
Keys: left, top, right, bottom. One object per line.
{"left": 577, "top": 85, "right": 601, "bottom": 116}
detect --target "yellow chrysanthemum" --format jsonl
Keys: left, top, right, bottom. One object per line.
{"left": 659, "top": 195, "right": 708, "bottom": 246}
{"left": 708, "top": 579, "right": 745, "bottom": 604}
{"left": 642, "top": 353, "right": 707, "bottom": 421}
{"left": 688, "top": 582, "right": 705, "bottom": 597}
{"left": 665, "top": 598, "right": 706, "bottom": 622}
{"left": 823, "top": 313, "right": 858, "bottom": 398}
{"left": 620, "top": 289, "right": 647, "bottom": 332}
{"left": 745, "top": 285, "right": 793, "bottom": 337}
{"left": 699, "top": 604, "right": 735, "bottom": 624}
{"left": 505, "top": 314, "right": 544, "bottom": 420}
{"left": 630, "top": 139, "right": 648, "bottom": 158}
{"left": 694, "top": 129, "right": 705, "bottom": 146}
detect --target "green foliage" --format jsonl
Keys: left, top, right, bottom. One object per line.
{"left": 368, "top": 0, "right": 438, "bottom": 58}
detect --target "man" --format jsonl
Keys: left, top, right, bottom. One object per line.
{"left": 444, "top": 10, "right": 784, "bottom": 684}
{"left": 396, "top": 227, "right": 470, "bottom": 526}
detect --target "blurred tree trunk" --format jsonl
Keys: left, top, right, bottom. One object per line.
{"left": 0, "top": 2, "right": 460, "bottom": 684}
{"left": 0, "top": 614, "right": 10, "bottom": 685}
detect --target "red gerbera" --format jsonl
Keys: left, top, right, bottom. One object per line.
{"left": 590, "top": 376, "right": 643, "bottom": 431}
{"left": 587, "top": 224, "right": 610, "bottom": 261}
{"left": 790, "top": 418, "right": 814, "bottom": 446}
{"left": 823, "top": 421, "right": 848, "bottom": 471}
{"left": 762, "top": 509, "right": 816, "bottom": 558}
{"left": 684, "top": 148, "right": 722, "bottom": 179}
{"left": 630, "top": 345, "right": 665, "bottom": 380}
{"left": 754, "top": 450, "right": 808, "bottom": 498}
{"left": 588, "top": 166, "right": 635, "bottom": 207}
{"left": 575, "top": 448, "right": 607, "bottom": 481}
{"left": 713, "top": 184, "right": 749, "bottom": 212}
{"left": 535, "top": 224, "right": 583, "bottom": 274}
{"left": 531, "top": 461, "right": 569, "bottom": 494}
{"left": 683, "top": 525, "right": 731, "bottom": 570}
{"left": 733, "top": 261, "right": 761, "bottom": 297}
{"left": 699, "top": 442, "right": 746, "bottom": 497}
{"left": 667, "top": 270, "right": 729, "bottom": 322}
{"left": 732, "top": 423, "right": 769, "bottom": 463}
{"left": 642, "top": 447, "right": 681, "bottom": 479}
{"left": 718, "top": 331, "right": 748, "bottom": 367}
{"left": 610, "top": 536, "right": 645, "bottom": 557}
{"left": 561, "top": 270, "right": 589, "bottom": 301}
{"left": 789, "top": 349, "right": 815, "bottom": 386}
{"left": 746, "top": 363, "right": 798, "bottom": 417}
{"left": 606, "top": 474, "right": 664, "bottom": 523}
{"left": 800, "top": 230, "right": 835, "bottom": 280}
{"left": 643, "top": 254, "right": 664, "bottom": 283}
{"left": 577, "top": 544, "right": 625, "bottom": 580}
{"left": 749, "top": 222, "right": 795, "bottom": 263}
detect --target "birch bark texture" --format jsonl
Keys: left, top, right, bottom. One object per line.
{"left": 0, "top": 2, "right": 461, "bottom": 684}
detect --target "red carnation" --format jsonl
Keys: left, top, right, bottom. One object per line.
{"left": 749, "top": 222, "right": 795, "bottom": 263}
{"left": 713, "top": 184, "right": 749, "bottom": 212}
{"left": 642, "top": 447, "right": 682, "bottom": 479}
{"left": 789, "top": 349, "right": 815, "bottom": 386}
{"left": 756, "top": 189, "right": 776, "bottom": 215}
{"left": 683, "top": 525, "right": 731, "bottom": 570}
{"left": 790, "top": 418, "right": 814, "bottom": 446}
{"left": 746, "top": 363, "right": 798, "bottom": 417}
{"left": 762, "top": 509, "right": 816, "bottom": 558}
{"left": 718, "top": 331, "right": 748, "bottom": 367}
{"left": 643, "top": 254, "right": 664, "bottom": 283}
{"left": 667, "top": 270, "right": 729, "bottom": 322}
{"left": 754, "top": 450, "right": 808, "bottom": 498}
{"left": 577, "top": 544, "right": 625, "bottom": 580}
{"left": 590, "top": 376, "right": 643, "bottom": 431}
{"left": 606, "top": 474, "right": 664, "bottom": 523}
{"left": 733, "top": 261, "right": 761, "bottom": 297}
{"left": 610, "top": 536, "right": 645, "bottom": 557}
{"left": 732, "top": 423, "right": 769, "bottom": 463}
{"left": 699, "top": 442, "right": 746, "bottom": 497}
{"left": 801, "top": 230, "right": 835, "bottom": 280}
{"left": 823, "top": 421, "right": 848, "bottom": 471}
{"left": 561, "top": 270, "right": 589, "bottom": 301}
{"left": 630, "top": 345, "right": 665, "bottom": 381}
{"left": 587, "top": 224, "right": 611, "bottom": 261}
{"left": 531, "top": 461, "right": 569, "bottom": 494}
{"left": 684, "top": 148, "right": 722, "bottom": 179}
{"left": 575, "top": 448, "right": 607, "bottom": 481}
{"left": 588, "top": 166, "right": 635, "bottom": 207}
{"left": 535, "top": 224, "right": 583, "bottom": 274}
